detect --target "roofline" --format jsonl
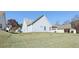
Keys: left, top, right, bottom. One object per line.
{"left": 27, "top": 15, "right": 44, "bottom": 26}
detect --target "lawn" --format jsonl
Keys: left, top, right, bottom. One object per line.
{"left": 0, "top": 31, "right": 79, "bottom": 48}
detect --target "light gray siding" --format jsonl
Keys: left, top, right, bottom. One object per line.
{"left": 0, "top": 12, "right": 6, "bottom": 30}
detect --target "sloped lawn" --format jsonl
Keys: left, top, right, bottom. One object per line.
{"left": 0, "top": 31, "right": 79, "bottom": 48}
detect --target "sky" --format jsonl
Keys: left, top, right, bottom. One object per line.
{"left": 5, "top": 11, "right": 79, "bottom": 24}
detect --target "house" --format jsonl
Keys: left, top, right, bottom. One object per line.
{"left": 0, "top": 11, "right": 6, "bottom": 30}
{"left": 21, "top": 15, "right": 76, "bottom": 33}
{"left": 51, "top": 24, "right": 76, "bottom": 33}
{"left": 21, "top": 15, "right": 51, "bottom": 32}
{"left": 62, "top": 24, "right": 76, "bottom": 33}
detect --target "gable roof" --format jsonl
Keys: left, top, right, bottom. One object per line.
{"left": 27, "top": 15, "right": 44, "bottom": 26}
{"left": 57, "top": 24, "right": 72, "bottom": 29}
{"left": 51, "top": 24, "right": 72, "bottom": 29}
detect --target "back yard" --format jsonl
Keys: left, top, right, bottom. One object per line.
{"left": 0, "top": 31, "right": 79, "bottom": 48}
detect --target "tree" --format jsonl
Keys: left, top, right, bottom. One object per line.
{"left": 71, "top": 16, "right": 79, "bottom": 33}
{"left": 63, "top": 20, "right": 71, "bottom": 25}
{"left": 8, "top": 19, "right": 20, "bottom": 32}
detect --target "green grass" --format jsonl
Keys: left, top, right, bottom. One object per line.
{"left": 0, "top": 31, "right": 79, "bottom": 48}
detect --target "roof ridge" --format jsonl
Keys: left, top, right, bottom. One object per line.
{"left": 27, "top": 15, "right": 44, "bottom": 26}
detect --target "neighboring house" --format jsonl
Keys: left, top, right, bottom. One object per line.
{"left": 62, "top": 24, "right": 76, "bottom": 33}
{"left": 21, "top": 15, "right": 51, "bottom": 32}
{"left": 0, "top": 11, "right": 6, "bottom": 30}
{"left": 51, "top": 24, "right": 76, "bottom": 33}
